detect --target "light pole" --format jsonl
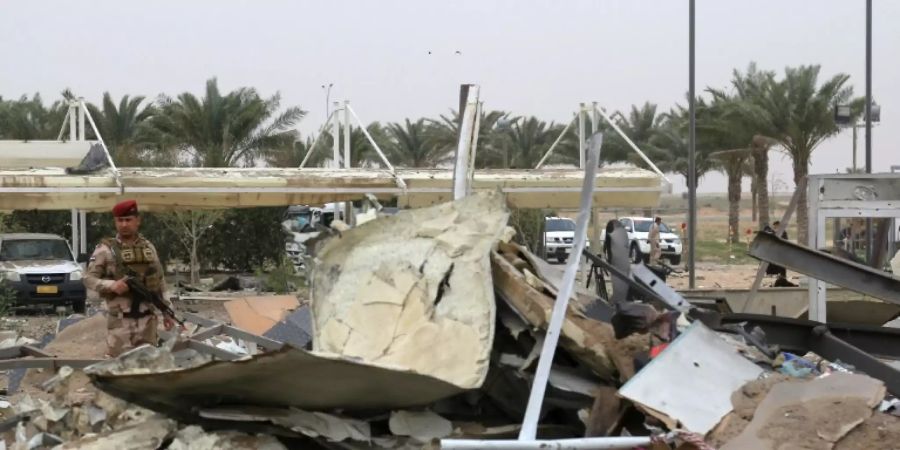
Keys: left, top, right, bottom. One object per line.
{"left": 835, "top": 102, "right": 880, "bottom": 172}
{"left": 687, "top": 0, "right": 697, "bottom": 289}
{"left": 321, "top": 83, "right": 333, "bottom": 118}
{"left": 835, "top": 100, "right": 882, "bottom": 264}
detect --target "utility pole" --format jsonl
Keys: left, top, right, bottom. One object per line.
{"left": 688, "top": 0, "right": 697, "bottom": 288}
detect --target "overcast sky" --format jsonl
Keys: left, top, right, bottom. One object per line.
{"left": 2, "top": 0, "right": 898, "bottom": 193}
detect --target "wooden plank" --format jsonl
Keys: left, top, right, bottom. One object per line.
{"left": 21, "top": 346, "right": 52, "bottom": 358}
{"left": 491, "top": 249, "right": 618, "bottom": 381}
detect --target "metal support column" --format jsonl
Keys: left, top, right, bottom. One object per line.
{"left": 577, "top": 103, "right": 586, "bottom": 169}
{"left": 70, "top": 209, "right": 79, "bottom": 255}
{"left": 343, "top": 100, "right": 353, "bottom": 225}
{"left": 68, "top": 104, "right": 77, "bottom": 142}
{"left": 687, "top": 0, "right": 697, "bottom": 289}
{"left": 332, "top": 101, "right": 340, "bottom": 170}
{"left": 865, "top": 0, "right": 874, "bottom": 265}
{"left": 77, "top": 98, "right": 86, "bottom": 141}
{"left": 79, "top": 211, "right": 87, "bottom": 255}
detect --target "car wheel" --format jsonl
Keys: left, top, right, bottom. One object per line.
{"left": 630, "top": 243, "right": 643, "bottom": 264}
{"left": 557, "top": 255, "right": 567, "bottom": 264}
{"left": 669, "top": 255, "right": 682, "bottom": 265}
{"left": 72, "top": 299, "right": 86, "bottom": 314}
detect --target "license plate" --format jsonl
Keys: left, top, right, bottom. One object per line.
{"left": 36, "top": 285, "right": 58, "bottom": 294}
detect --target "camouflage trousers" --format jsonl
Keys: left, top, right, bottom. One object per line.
{"left": 105, "top": 300, "right": 159, "bottom": 357}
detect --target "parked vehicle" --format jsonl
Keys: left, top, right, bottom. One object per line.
{"left": 0, "top": 233, "right": 87, "bottom": 312}
{"left": 543, "top": 217, "right": 576, "bottom": 263}
{"left": 600, "top": 217, "right": 683, "bottom": 265}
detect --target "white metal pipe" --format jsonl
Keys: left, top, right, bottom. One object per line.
{"left": 345, "top": 104, "right": 408, "bottom": 190}
{"left": 299, "top": 110, "right": 336, "bottom": 168}
{"left": 70, "top": 209, "right": 78, "bottom": 255}
{"left": 453, "top": 86, "right": 480, "bottom": 200}
{"left": 77, "top": 99, "right": 86, "bottom": 141}
{"left": 79, "top": 101, "right": 123, "bottom": 189}
{"left": 68, "top": 104, "right": 77, "bottom": 142}
{"left": 343, "top": 100, "right": 351, "bottom": 168}
{"left": 594, "top": 107, "right": 670, "bottom": 183}
{"left": 535, "top": 115, "right": 576, "bottom": 169}
{"left": 467, "top": 101, "right": 483, "bottom": 182}
{"left": 332, "top": 101, "right": 341, "bottom": 169}
{"left": 519, "top": 133, "right": 602, "bottom": 440}
{"left": 57, "top": 109, "right": 71, "bottom": 141}
{"left": 440, "top": 436, "right": 653, "bottom": 449}
{"left": 0, "top": 185, "right": 663, "bottom": 195}
{"left": 79, "top": 210, "right": 87, "bottom": 254}
{"left": 591, "top": 102, "right": 600, "bottom": 133}
{"left": 577, "top": 103, "right": 586, "bottom": 169}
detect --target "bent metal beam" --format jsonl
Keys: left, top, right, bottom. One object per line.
{"left": 748, "top": 231, "right": 900, "bottom": 306}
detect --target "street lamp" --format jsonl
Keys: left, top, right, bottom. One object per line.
{"left": 321, "top": 83, "right": 334, "bottom": 118}
{"left": 835, "top": 101, "right": 880, "bottom": 172}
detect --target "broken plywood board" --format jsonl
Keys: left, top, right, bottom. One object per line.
{"left": 618, "top": 322, "right": 764, "bottom": 435}
{"left": 491, "top": 249, "right": 618, "bottom": 381}
{"left": 91, "top": 346, "right": 465, "bottom": 413}
{"left": 722, "top": 373, "right": 886, "bottom": 450}
{"left": 0, "top": 166, "right": 662, "bottom": 211}
{"left": 311, "top": 191, "right": 508, "bottom": 389}
{"left": 223, "top": 295, "right": 300, "bottom": 335}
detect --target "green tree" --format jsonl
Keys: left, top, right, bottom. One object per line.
{"left": 428, "top": 109, "right": 514, "bottom": 168}
{"left": 0, "top": 93, "right": 69, "bottom": 140}
{"left": 756, "top": 65, "right": 858, "bottom": 244}
{"left": 383, "top": 118, "right": 444, "bottom": 168}
{"left": 646, "top": 105, "right": 716, "bottom": 188}
{"left": 151, "top": 78, "right": 305, "bottom": 167}
{"left": 603, "top": 102, "right": 662, "bottom": 165}
{"left": 707, "top": 63, "right": 780, "bottom": 228}
{"left": 497, "top": 117, "right": 577, "bottom": 169}
{"left": 85, "top": 93, "right": 156, "bottom": 166}
{"left": 294, "top": 122, "right": 390, "bottom": 168}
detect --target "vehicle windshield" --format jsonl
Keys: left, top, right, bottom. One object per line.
{"left": 546, "top": 219, "right": 575, "bottom": 232}
{"left": 0, "top": 239, "right": 73, "bottom": 261}
{"left": 286, "top": 212, "right": 314, "bottom": 232}
{"left": 633, "top": 220, "right": 672, "bottom": 233}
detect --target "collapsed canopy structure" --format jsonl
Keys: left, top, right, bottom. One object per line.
{"left": 0, "top": 166, "right": 664, "bottom": 211}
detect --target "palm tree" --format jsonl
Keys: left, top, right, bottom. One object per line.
{"left": 498, "top": 117, "right": 576, "bottom": 169}
{"left": 711, "top": 148, "right": 752, "bottom": 244}
{"left": 428, "top": 109, "right": 514, "bottom": 168}
{"left": 152, "top": 78, "right": 305, "bottom": 167}
{"left": 269, "top": 122, "right": 389, "bottom": 168}
{"left": 646, "top": 105, "right": 717, "bottom": 188}
{"left": 383, "top": 118, "right": 444, "bottom": 168}
{"left": 708, "top": 63, "right": 779, "bottom": 228}
{"left": 603, "top": 102, "right": 662, "bottom": 165}
{"left": 85, "top": 93, "right": 155, "bottom": 166}
{"left": 756, "top": 66, "right": 858, "bottom": 244}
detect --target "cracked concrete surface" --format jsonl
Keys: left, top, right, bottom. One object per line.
{"left": 311, "top": 191, "right": 509, "bottom": 389}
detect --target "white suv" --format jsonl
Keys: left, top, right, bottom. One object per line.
{"left": 602, "top": 217, "right": 683, "bottom": 265}
{"left": 544, "top": 217, "right": 580, "bottom": 263}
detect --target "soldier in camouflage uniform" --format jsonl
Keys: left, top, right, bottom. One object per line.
{"left": 83, "top": 200, "right": 175, "bottom": 357}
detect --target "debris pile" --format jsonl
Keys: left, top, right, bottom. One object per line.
{"left": 1, "top": 191, "right": 899, "bottom": 448}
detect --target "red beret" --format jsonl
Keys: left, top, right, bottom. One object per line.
{"left": 112, "top": 200, "right": 138, "bottom": 217}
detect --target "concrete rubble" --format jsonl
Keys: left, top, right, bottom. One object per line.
{"left": 0, "top": 193, "right": 898, "bottom": 449}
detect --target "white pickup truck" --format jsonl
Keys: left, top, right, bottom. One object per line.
{"left": 600, "top": 217, "right": 683, "bottom": 265}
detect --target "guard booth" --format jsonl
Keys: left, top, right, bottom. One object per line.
{"left": 807, "top": 172, "right": 900, "bottom": 321}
